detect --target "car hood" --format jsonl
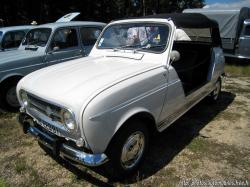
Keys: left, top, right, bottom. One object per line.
{"left": 18, "top": 56, "right": 160, "bottom": 115}
{"left": 0, "top": 49, "right": 43, "bottom": 72}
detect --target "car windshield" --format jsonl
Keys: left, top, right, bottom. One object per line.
{"left": 97, "top": 23, "right": 170, "bottom": 53}
{"left": 22, "top": 28, "right": 52, "bottom": 47}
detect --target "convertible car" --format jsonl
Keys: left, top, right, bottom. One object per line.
{"left": 17, "top": 13, "right": 224, "bottom": 179}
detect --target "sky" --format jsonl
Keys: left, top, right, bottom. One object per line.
{"left": 205, "top": 0, "right": 250, "bottom": 8}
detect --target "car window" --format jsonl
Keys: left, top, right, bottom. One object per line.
{"left": 98, "top": 23, "right": 169, "bottom": 53}
{"left": 50, "top": 28, "right": 78, "bottom": 50}
{"left": 2, "top": 31, "right": 26, "bottom": 49}
{"left": 80, "top": 27, "right": 101, "bottom": 46}
{"left": 0, "top": 31, "right": 2, "bottom": 41}
{"left": 244, "top": 25, "right": 250, "bottom": 36}
{"left": 182, "top": 28, "right": 212, "bottom": 42}
{"left": 22, "top": 28, "right": 51, "bottom": 47}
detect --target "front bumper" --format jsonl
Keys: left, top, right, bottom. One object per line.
{"left": 18, "top": 113, "right": 108, "bottom": 167}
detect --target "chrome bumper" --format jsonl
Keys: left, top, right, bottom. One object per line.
{"left": 18, "top": 113, "right": 108, "bottom": 167}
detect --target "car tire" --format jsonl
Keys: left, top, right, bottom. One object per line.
{"left": 0, "top": 80, "right": 20, "bottom": 112}
{"left": 104, "top": 119, "right": 149, "bottom": 180}
{"left": 208, "top": 78, "right": 221, "bottom": 103}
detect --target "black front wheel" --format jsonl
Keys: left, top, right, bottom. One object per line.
{"left": 104, "top": 120, "right": 149, "bottom": 180}
{"left": 0, "top": 81, "right": 20, "bottom": 112}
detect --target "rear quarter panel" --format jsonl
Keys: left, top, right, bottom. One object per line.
{"left": 207, "top": 47, "right": 225, "bottom": 83}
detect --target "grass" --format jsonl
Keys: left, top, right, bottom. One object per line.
{"left": 225, "top": 64, "right": 250, "bottom": 77}
{"left": 215, "top": 111, "right": 242, "bottom": 122}
{"left": 224, "top": 84, "right": 250, "bottom": 94}
{"left": 13, "top": 159, "right": 45, "bottom": 187}
{"left": 0, "top": 178, "right": 8, "bottom": 187}
{"left": 190, "top": 162, "right": 199, "bottom": 170}
{"left": 0, "top": 66, "right": 249, "bottom": 186}
{"left": 28, "top": 168, "right": 45, "bottom": 187}
{"left": 187, "top": 137, "right": 210, "bottom": 154}
{"left": 233, "top": 100, "right": 248, "bottom": 107}
{"left": 15, "top": 159, "right": 28, "bottom": 174}
{"left": 0, "top": 112, "right": 15, "bottom": 119}
{"left": 187, "top": 137, "right": 250, "bottom": 173}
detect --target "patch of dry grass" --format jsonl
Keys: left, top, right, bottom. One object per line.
{"left": 0, "top": 71, "right": 249, "bottom": 186}
{"left": 225, "top": 64, "right": 250, "bottom": 77}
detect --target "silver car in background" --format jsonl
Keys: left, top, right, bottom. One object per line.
{"left": 0, "top": 25, "right": 34, "bottom": 51}
{"left": 0, "top": 21, "right": 105, "bottom": 111}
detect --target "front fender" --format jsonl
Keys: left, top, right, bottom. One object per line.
{"left": 81, "top": 67, "right": 167, "bottom": 154}
{"left": 114, "top": 107, "right": 152, "bottom": 133}
{"left": 84, "top": 105, "right": 154, "bottom": 154}
{"left": 0, "top": 55, "right": 45, "bottom": 82}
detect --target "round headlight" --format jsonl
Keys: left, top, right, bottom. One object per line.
{"left": 62, "top": 110, "right": 76, "bottom": 131}
{"left": 20, "top": 90, "right": 28, "bottom": 106}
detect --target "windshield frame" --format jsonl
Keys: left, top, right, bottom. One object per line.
{"left": 0, "top": 31, "right": 3, "bottom": 48}
{"left": 0, "top": 31, "right": 3, "bottom": 40}
{"left": 96, "top": 21, "right": 172, "bottom": 54}
{"left": 22, "top": 27, "right": 52, "bottom": 47}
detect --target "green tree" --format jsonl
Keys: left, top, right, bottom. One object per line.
{"left": 0, "top": 0, "right": 205, "bottom": 26}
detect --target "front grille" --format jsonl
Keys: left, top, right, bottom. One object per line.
{"left": 23, "top": 92, "right": 83, "bottom": 146}
{"left": 27, "top": 93, "right": 62, "bottom": 122}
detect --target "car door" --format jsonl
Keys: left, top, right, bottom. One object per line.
{"left": 156, "top": 24, "right": 187, "bottom": 130}
{"left": 238, "top": 24, "right": 250, "bottom": 58}
{"left": 80, "top": 27, "right": 102, "bottom": 55}
{"left": 45, "top": 27, "right": 84, "bottom": 66}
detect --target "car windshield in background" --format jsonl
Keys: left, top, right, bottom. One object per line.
{"left": 98, "top": 23, "right": 169, "bottom": 53}
{"left": 22, "top": 28, "right": 52, "bottom": 47}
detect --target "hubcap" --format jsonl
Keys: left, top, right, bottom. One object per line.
{"left": 121, "top": 131, "right": 145, "bottom": 169}
{"left": 6, "top": 87, "right": 19, "bottom": 108}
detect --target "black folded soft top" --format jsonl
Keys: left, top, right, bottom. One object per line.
{"left": 143, "top": 13, "right": 219, "bottom": 29}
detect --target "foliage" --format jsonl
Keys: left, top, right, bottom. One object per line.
{"left": 0, "top": 0, "right": 204, "bottom": 26}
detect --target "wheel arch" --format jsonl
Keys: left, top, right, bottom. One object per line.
{"left": 105, "top": 109, "right": 157, "bottom": 153}
{"left": 0, "top": 74, "right": 24, "bottom": 86}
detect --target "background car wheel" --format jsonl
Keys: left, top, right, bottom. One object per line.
{"left": 104, "top": 119, "right": 149, "bottom": 180}
{"left": 208, "top": 78, "right": 221, "bottom": 103}
{"left": 0, "top": 80, "right": 20, "bottom": 112}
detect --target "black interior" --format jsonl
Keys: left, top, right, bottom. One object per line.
{"left": 172, "top": 41, "right": 212, "bottom": 95}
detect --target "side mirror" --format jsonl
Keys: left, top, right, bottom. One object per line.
{"left": 48, "top": 46, "right": 60, "bottom": 54}
{"left": 170, "top": 50, "right": 180, "bottom": 63}
{"left": 53, "top": 46, "right": 60, "bottom": 51}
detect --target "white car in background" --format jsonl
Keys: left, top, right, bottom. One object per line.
{"left": 17, "top": 13, "right": 225, "bottom": 179}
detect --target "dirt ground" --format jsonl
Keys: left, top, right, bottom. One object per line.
{"left": 0, "top": 75, "right": 249, "bottom": 187}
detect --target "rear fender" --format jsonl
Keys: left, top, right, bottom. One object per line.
{"left": 207, "top": 47, "right": 225, "bottom": 82}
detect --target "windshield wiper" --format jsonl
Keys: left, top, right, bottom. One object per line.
{"left": 113, "top": 44, "right": 141, "bottom": 52}
{"left": 140, "top": 44, "right": 166, "bottom": 50}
